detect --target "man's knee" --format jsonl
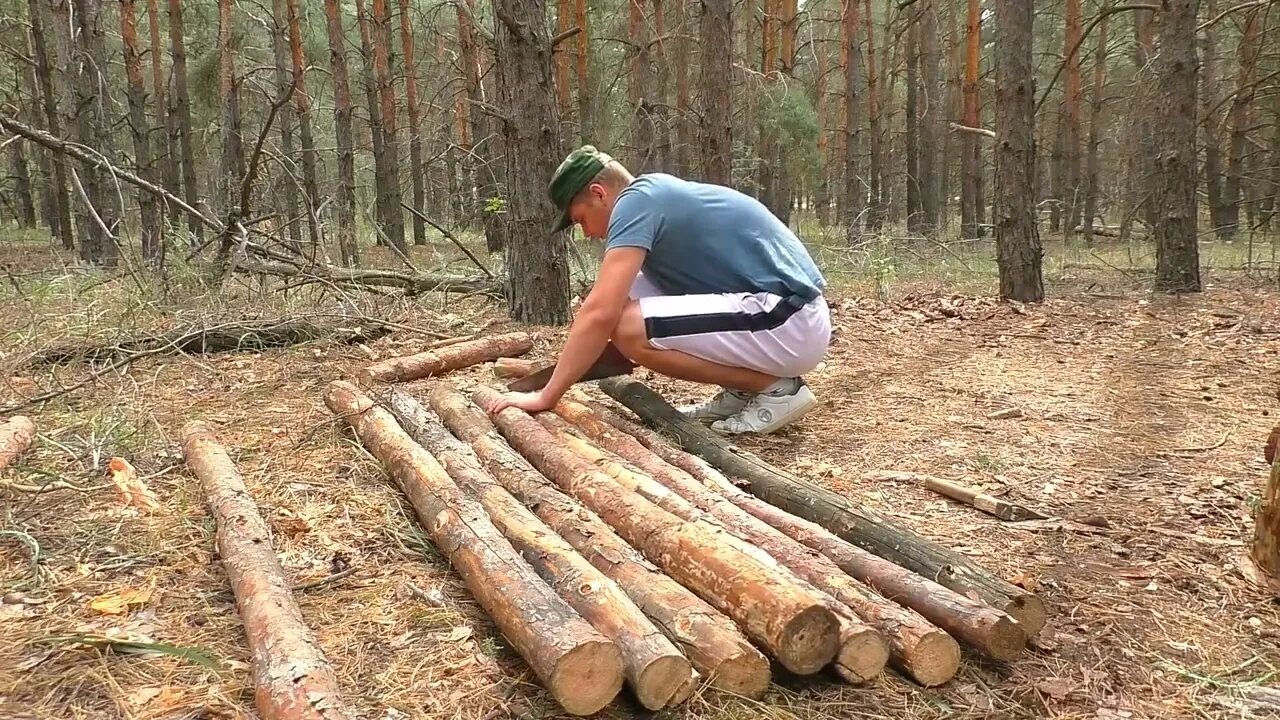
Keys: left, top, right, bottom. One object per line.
{"left": 612, "top": 301, "right": 650, "bottom": 360}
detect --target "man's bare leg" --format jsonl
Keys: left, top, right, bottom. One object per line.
{"left": 612, "top": 301, "right": 778, "bottom": 392}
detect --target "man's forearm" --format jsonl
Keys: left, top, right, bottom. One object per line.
{"left": 539, "top": 311, "right": 615, "bottom": 401}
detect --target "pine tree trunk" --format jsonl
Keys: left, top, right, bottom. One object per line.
{"left": 864, "top": 0, "right": 883, "bottom": 231}
{"left": 1062, "top": 0, "right": 1084, "bottom": 235}
{"left": 9, "top": 140, "right": 36, "bottom": 228}
{"left": 1130, "top": 8, "right": 1158, "bottom": 232}
{"left": 120, "top": 0, "right": 161, "bottom": 262}
{"left": 816, "top": 36, "right": 831, "bottom": 225}
{"left": 1083, "top": 15, "right": 1108, "bottom": 240}
{"left": 459, "top": 0, "right": 503, "bottom": 252}
{"left": 492, "top": 0, "right": 571, "bottom": 325}
{"left": 68, "top": 0, "right": 121, "bottom": 267}
{"left": 1049, "top": 106, "right": 1065, "bottom": 234}
{"left": 217, "top": 0, "right": 243, "bottom": 222}
{"left": 918, "top": 0, "right": 942, "bottom": 234}
{"left": 653, "top": 0, "right": 673, "bottom": 174}
{"left": 629, "top": 0, "right": 655, "bottom": 172}
{"left": 1221, "top": 8, "right": 1259, "bottom": 240}
{"left": 673, "top": 0, "right": 690, "bottom": 174}
{"left": 145, "top": 0, "right": 176, "bottom": 232}
{"left": 1151, "top": 0, "right": 1200, "bottom": 293}
{"left": 960, "top": 0, "right": 982, "bottom": 240}
{"left": 325, "top": 0, "right": 360, "bottom": 266}
{"left": 397, "top": 0, "right": 426, "bottom": 246}
{"left": 993, "top": 0, "right": 1043, "bottom": 302}
{"left": 287, "top": 0, "right": 322, "bottom": 250}
{"left": 555, "top": 0, "right": 574, "bottom": 138}
{"left": 26, "top": 0, "right": 72, "bottom": 247}
{"left": 370, "top": 0, "right": 406, "bottom": 253}
{"left": 574, "top": 0, "right": 592, "bottom": 143}
{"left": 271, "top": 0, "right": 304, "bottom": 251}
{"left": 942, "top": 0, "right": 961, "bottom": 231}
{"left": 843, "top": 0, "right": 862, "bottom": 244}
{"left": 1264, "top": 94, "right": 1280, "bottom": 231}
{"left": 167, "top": 0, "right": 201, "bottom": 244}
{"left": 905, "top": 18, "right": 922, "bottom": 232}
{"left": 758, "top": 0, "right": 778, "bottom": 214}
{"left": 1200, "top": 0, "right": 1225, "bottom": 237}
{"left": 355, "top": 0, "right": 387, "bottom": 244}
{"left": 699, "top": 0, "right": 732, "bottom": 185}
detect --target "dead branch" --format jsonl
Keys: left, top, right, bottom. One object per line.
{"left": 948, "top": 122, "right": 996, "bottom": 139}
{"left": 236, "top": 259, "right": 501, "bottom": 297}
{"left": 399, "top": 202, "right": 494, "bottom": 278}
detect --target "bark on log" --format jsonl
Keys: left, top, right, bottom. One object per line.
{"left": 554, "top": 399, "right": 958, "bottom": 685}
{"left": 539, "top": 412, "right": 890, "bottom": 684}
{"left": 32, "top": 319, "right": 392, "bottom": 366}
{"left": 427, "top": 384, "right": 770, "bottom": 698}
{"left": 470, "top": 386, "right": 840, "bottom": 675}
{"left": 381, "top": 389, "right": 694, "bottom": 710}
{"left": 588, "top": 397, "right": 1030, "bottom": 661}
{"left": 1252, "top": 452, "right": 1280, "bottom": 582}
{"left": 493, "top": 357, "right": 545, "bottom": 379}
{"left": 180, "top": 421, "right": 354, "bottom": 720}
{"left": 598, "top": 378, "right": 1047, "bottom": 637}
{"left": 360, "top": 333, "right": 534, "bottom": 385}
{"left": 923, "top": 476, "right": 1047, "bottom": 522}
{"left": 235, "top": 259, "right": 501, "bottom": 297}
{"left": 0, "top": 416, "right": 36, "bottom": 473}
{"left": 323, "top": 381, "right": 622, "bottom": 715}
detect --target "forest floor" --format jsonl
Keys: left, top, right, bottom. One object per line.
{"left": 0, "top": 231, "right": 1277, "bottom": 720}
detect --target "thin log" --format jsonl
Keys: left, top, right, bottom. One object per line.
{"left": 470, "top": 386, "right": 841, "bottom": 676}
{"left": 599, "top": 378, "right": 1047, "bottom": 637}
{"left": 923, "top": 476, "right": 1048, "bottom": 521}
{"left": 180, "top": 421, "right": 354, "bottom": 720}
{"left": 493, "top": 357, "right": 545, "bottom": 379}
{"left": 589, "top": 398, "right": 1031, "bottom": 660}
{"left": 360, "top": 333, "right": 534, "bottom": 385}
{"left": 427, "top": 384, "right": 770, "bottom": 698}
{"left": 382, "top": 390, "right": 694, "bottom": 710}
{"left": 237, "top": 259, "right": 501, "bottom": 297}
{"left": 32, "top": 319, "right": 392, "bottom": 366}
{"left": 1253, "top": 444, "right": 1280, "bottom": 582}
{"left": 554, "top": 399, "right": 959, "bottom": 685}
{"left": 0, "top": 416, "right": 36, "bottom": 473}
{"left": 539, "top": 412, "right": 891, "bottom": 684}
{"left": 323, "top": 382, "right": 622, "bottom": 715}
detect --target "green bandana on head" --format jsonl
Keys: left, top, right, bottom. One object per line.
{"left": 548, "top": 145, "right": 614, "bottom": 232}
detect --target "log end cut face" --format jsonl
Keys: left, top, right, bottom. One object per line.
{"left": 706, "top": 649, "right": 772, "bottom": 699}
{"left": 832, "top": 625, "right": 889, "bottom": 684}
{"left": 635, "top": 653, "right": 696, "bottom": 711}
{"left": 1004, "top": 594, "right": 1046, "bottom": 640}
{"left": 775, "top": 604, "right": 842, "bottom": 675}
{"left": 984, "top": 614, "right": 1030, "bottom": 662}
{"left": 549, "top": 639, "right": 626, "bottom": 716}
{"left": 899, "top": 631, "right": 962, "bottom": 688}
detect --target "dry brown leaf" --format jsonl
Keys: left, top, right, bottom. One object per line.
{"left": 1035, "top": 677, "right": 1072, "bottom": 700}
{"left": 1009, "top": 571, "right": 1040, "bottom": 592}
{"left": 108, "top": 457, "right": 160, "bottom": 512}
{"left": 444, "top": 626, "right": 473, "bottom": 643}
{"left": 88, "top": 586, "right": 153, "bottom": 615}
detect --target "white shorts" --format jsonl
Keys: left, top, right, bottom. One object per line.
{"left": 629, "top": 273, "right": 831, "bottom": 379}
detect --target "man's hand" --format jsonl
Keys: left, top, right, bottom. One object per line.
{"left": 485, "top": 390, "right": 557, "bottom": 415}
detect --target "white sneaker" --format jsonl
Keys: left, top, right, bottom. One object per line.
{"left": 711, "top": 383, "right": 818, "bottom": 434}
{"left": 679, "top": 387, "right": 755, "bottom": 422}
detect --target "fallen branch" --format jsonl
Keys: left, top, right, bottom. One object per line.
{"left": 181, "top": 421, "right": 355, "bottom": 720}
{"left": 237, "top": 259, "right": 501, "bottom": 297}
{"left": 324, "top": 382, "right": 623, "bottom": 716}
{"left": 399, "top": 202, "right": 494, "bottom": 278}
{"left": 0, "top": 416, "right": 36, "bottom": 473}
{"left": 922, "top": 476, "right": 1048, "bottom": 522}
{"left": 598, "top": 378, "right": 1048, "bottom": 637}
{"left": 948, "top": 122, "right": 996, "bottom": 139}
{"left": 360, "top": 332, "right": 533, "bottom": 385}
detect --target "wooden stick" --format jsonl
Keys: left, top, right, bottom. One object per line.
{"left": 0, "top": 416, "right": 36, "bottom": 473}
{"left": 181, "top": 421, "right": 355, "bottom": 720}
{"left": 552, "top": 400, "right": 960, "bottom": 685}
{"left": 598, "top": 377, "right": 1048, "bottom": 637}
{"left": 427, "top": 384, "right": 770, "bottom": 699}
{"left": 323, "top": 382, "right": 622, "bottom": 716}
{"left": 382, "top": 389, "right": 694, "bottom": 710}
{"left": 359, "top": 332, "right": 533, "bottom": 385}
{"left": 470, "top": 386, "right": 841, "bottom": 676}
{"left": 587, "top": 398, "right": 1030, "bottom": 662}
{"left": 923, "top": 476, "right": 1048, "bottom": 521}
{"left": 492, "top": 357, "right": 544, "bottom": 379}
{"left": 539, "top": 412, "right": 891, "bottom": 684}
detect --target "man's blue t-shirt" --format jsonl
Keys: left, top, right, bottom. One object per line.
{"left": 605, "top": 174, "right": 825, "bottom": 303}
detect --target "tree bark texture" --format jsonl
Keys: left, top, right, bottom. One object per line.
{"left": 843, "top": 0, "right": 863, "bottom": 243}
{"left": 0, "top": 416, "right": 36, "bottom": 473}
{"left": 1200, "top": 0, "right": 1226, "bottom": 238}
{"left": 398, "top": 0, "right": 427, "bottom": 246}
{"left": 469, "top": 386, "right": 841, "bottom": 676}
{"left": 354, "top": 0, "right": 388, "bottom": 242}
{"left": 629, "top": 0, "right": 656, "bottom": 172}
{"left": 68, "top": 0, "right": 121, "bottom": 266}
{"left": 1061, "top": 0, "right": 1084, "bottom": 234}
{"left": 1083, "top": 14, "right": 1108, "bottom": 239}
{"left": 27, "top": 0, "right": 74, "bottom": 250}
{"left": 360, "top": 332, "right": 533, "bottom": 385}
{"left": 917, "top": 0, "right": 942, "bottom": 233}
{"left": 553, "top": 400, "right": 959, "bottom": 685}
{"left": 371, "top": 0, "right": 406, "bottom": 252}
{"left": 324, "top": 0, "right": 359, "bottom": 265}
{"left": 144, "top": 0, "right": 175, "bottom": 220}
{"left": 491, "top": 0, "right": 571, "bottom": 325}
{"left": 324, "top": 382, "right": 623, "bottom": 716}
{"left": 270, "top": 0, "right": 303, "bottom": 251}
{"left": 217, "top": 0, "right": 243, "bottom": 220}
{"left": 287, "top": 0, "right": 321, "bottom": 249}
{"left": 698, "top": 0, "right": 732, "bottom": 185}
{"left": 960, "top": 0, "right": 983, "bottom": 240}
{"left": 597, "top": 378, "right": 1047, "bottom": 637}
{"left": 181, "top": 422, "right": 355, "bottom": 720}
{"left": 864, "top": 0, "right": 883, "bottom": 230}
{"left": 993, "top": 0, "right": 1043, "bottom": 303}
{"left": 118, "top": 0, "right": 161, "bottom": 261}
{"left": 383, "top": 391, "right": 694, "bottom": 710}
{"left": 459, "top": 0, "right": 505, "bottom": 253}
{"left": 427, "top": 385, "right": 770, "bottom": 698}
{"left": 1151, "top": 0, "right": 1201, "bottom": 293}
{"left": 167, "top": 0, "right": 201, "bottom": 243}
{"left": 905, "top": 17, "right": 922, "bottom": 232}
{"left": 1220, "top": 8, "right": 1261, "bottom": 239}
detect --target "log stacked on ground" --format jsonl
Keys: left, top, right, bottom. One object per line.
{"left": 0, "top": 416, "right": 35, "bottom": 473}
{"left": 360, "top": 332, "right": 533, "bottom": 385}
{"left": 470, "top": 385, "right": 841, "bottom": 676}
{"left": 381, "top": 389, "right": 694, "bottom": 711}
{"left": 598, "top": 377, "right": 1047, "bottom": 637}
{"left": 492, "top": 357, "right": 544, "bottom": 379}
{"left": 323, "top": 381, "right": 622, "bottom": 716}
{"left": 538, "top": 411, "right": 890, "bottom": 684}
{"left": 427, "top": 384, "right": 771, "bottom": 699}
{"left": 181, "top": 421, "right": 355, "bottom": 720}
{"left": 586, "top": 397, "right": 1029, "bottom": 661}
{"left": 553, "top": 399, "right": 961, "bottom": 685}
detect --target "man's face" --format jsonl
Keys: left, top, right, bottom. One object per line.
{"left": 568, "top": 183, "right": 613, "bottom": 240}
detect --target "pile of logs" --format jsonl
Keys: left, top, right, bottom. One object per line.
{"left": 317, "top": 363, "right": 1047, "bottom": 714}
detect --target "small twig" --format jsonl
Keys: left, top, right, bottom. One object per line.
{"left": 404, "top": 581, "right": 445, "bottom": 607}
{"left": 1161, "top": 427, "right": 1234, "bottom": 455}
{"left": 551, "top": 25, "right": 582, "bottom": 47}
{"left": 292, "top": 567, "right": 357, "bottom": 593}
{"left": 400, "top": 202, "right": 494, "bottom": 278}
{"left": 948, "top": 121, "right": 996, "bottom": 139}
